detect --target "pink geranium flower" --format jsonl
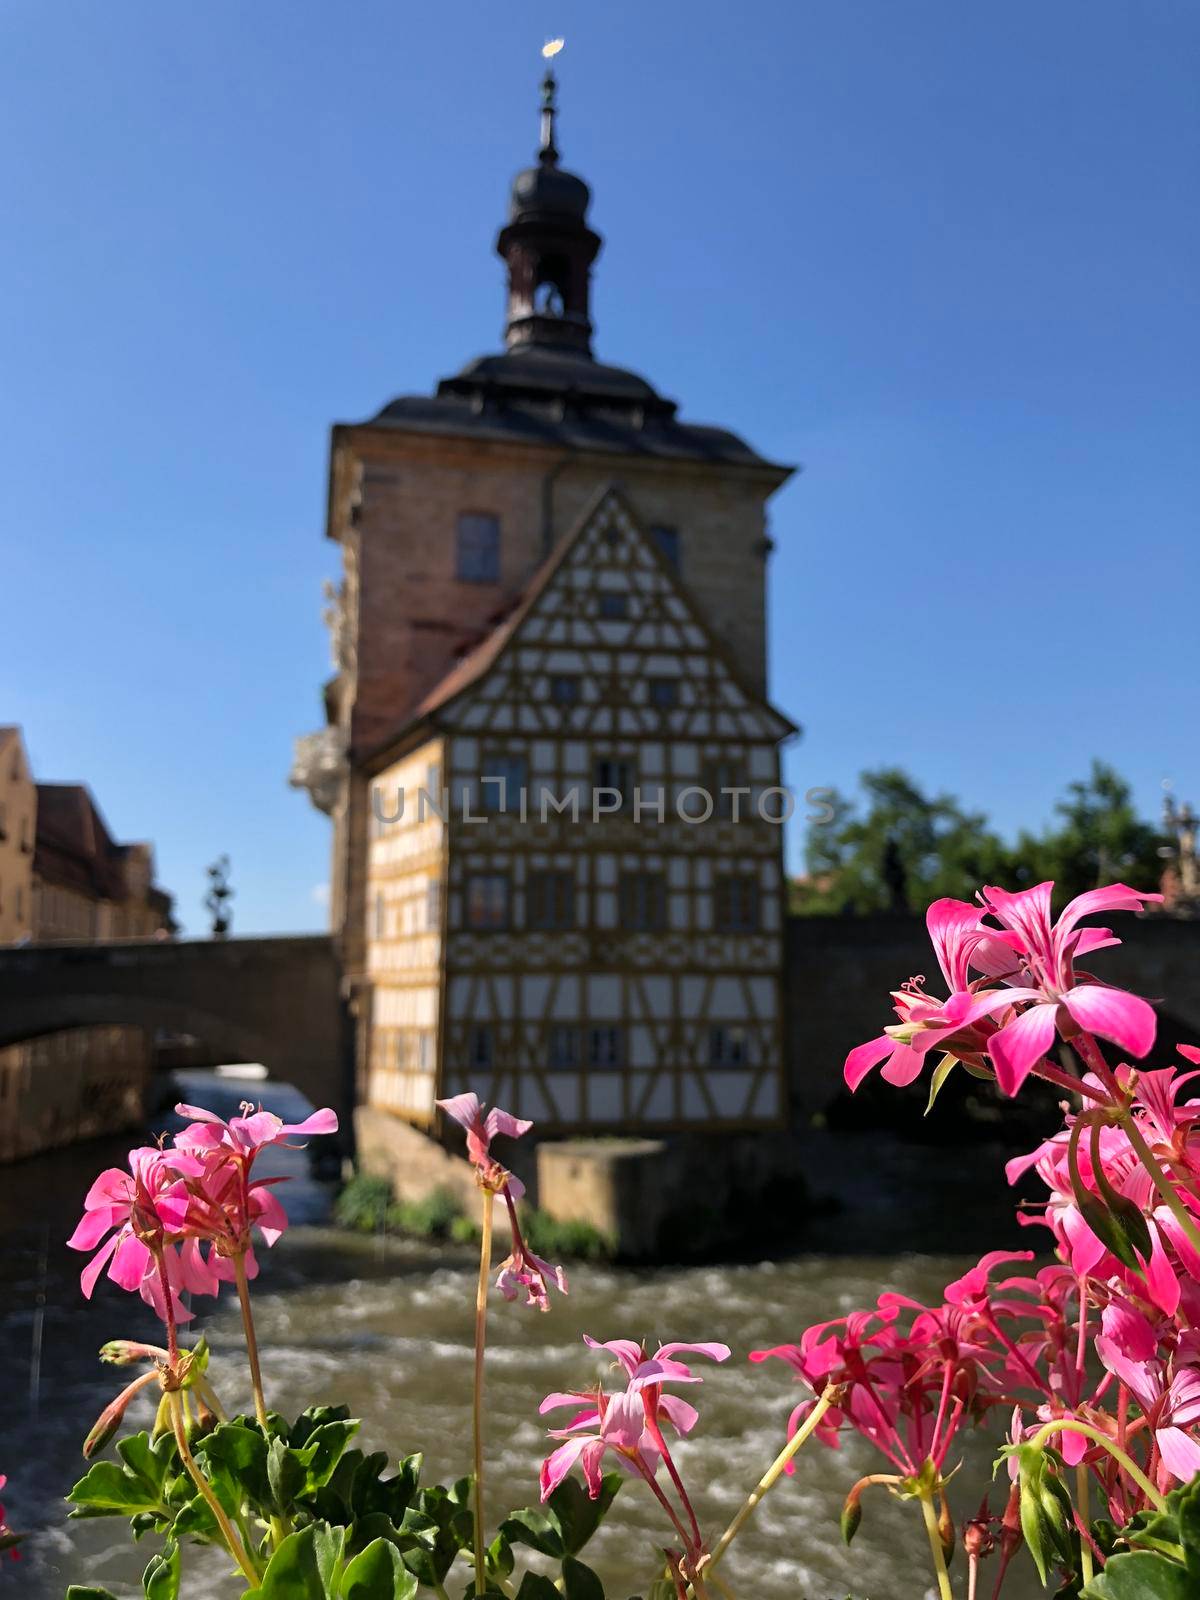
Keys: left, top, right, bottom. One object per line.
{"left": 0, "top": 1474, "right": 18, "bottom": 1561}
{"left": 540, "top": 1386, "right": 658, "bottom": 1501}
{"left": 66, "top": 1146, "right": 214, "bottom": 1323}
{"left": 173, "top": 1101, "right": 338, "bottom": 1160}
{"left": 1096, "top": 1338, "right": 1200, "bottom": 1484}
{"left": 845, "top": 898, "right": 1022, "bottom": 1091}
{"left": 436, "top": 1092, "right": 531, "bottom": 1193}
{"left": 977, "top": 882, "right": 1161, "bottom": 1094}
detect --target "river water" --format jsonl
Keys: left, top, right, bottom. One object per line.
{"left": 0, "top": 1078, "right": 1044, "bottom": 1600}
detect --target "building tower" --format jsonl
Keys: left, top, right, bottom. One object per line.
{"left": 293, "top": 71, "right": 797, "bottom": 1136}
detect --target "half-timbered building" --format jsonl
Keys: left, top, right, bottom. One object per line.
{"left": 292, "top": 70, "right": 798, "bottom": 1139}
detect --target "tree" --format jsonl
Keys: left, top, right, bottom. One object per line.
{"left": 1008, "top": 761, "right": 1167, "bottom": 903}
{"left": 793, "top": 768, "right": 1009, "bottom": 915}
{"left": 792, "top": 761, "right": 1166, "bottom": 916}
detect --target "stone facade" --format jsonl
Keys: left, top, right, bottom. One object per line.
{"left": 0, "top": 728, "right": 35, "bottom": 943}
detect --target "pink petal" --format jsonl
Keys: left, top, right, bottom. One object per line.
{"left": 1156, "top": 1426, "right": 1200, "bottom": 1483}
{"left": 485, "top": 1106, "right": 532, "bottom": 1143}
{"left": 435, "top": 1093, "right": 483, "bottom": 1134}
{"left": 80, "top": 1168, "right": 135, "bottom": 1211}
{"left": 578, "top": 1439, "right": 608, "bottom": 1499}
{"left": 540, "top": 1436, "right": 587, "bottom": 1501}
{"left": 174, "top": 1103, "right": 225, "bottom": 1124}
{"left": 658, "top": 1394, "right": 700, "bottom": 1436}
{"left": 1061, "top": 985, "right": 1157, "bottom": 1059}
{"left": 109, "top": 1234, "right": 152, "bottom": 1293}
{"left": 67, "top": 1206, "right": 123, "bottom": 1251}
{"left": 880, "top": 1043, "right": 925, "bottom": 1087}
{"left": 989, "top": 1004, "right": 1059, "bottom": 1095}
{"left": 656, "top": 1341, "right": 731, "bottom": 1364}
{"left": 844, "top": 1035, "right": 893, "bottom": 1091}
{"left": 281, "top": 1109, "right": 338, "bottom": 1138}
{"left": 80, "top": 1231, "right": 120, "bottom": 1299}
{"left": 583, "top": 1336, "right": 644, "bottom": 1375}
{"left": 925, "top": 899, "right": 986, "bottom": 992}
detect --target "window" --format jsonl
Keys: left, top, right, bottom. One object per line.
{"left": 468, "top": 1025, "right": 494, "bottom": 1069}
{"left": 651, "top": 525, "right": 680, "bottom": 571}
{"left": 593, "top": 757, "right": 636, "bottom": 811}
{"left": 714, "top": 874, "right": 760, "bottom": 932}
{"left": 548, "top": 1024, "right": 581, "bottom": 1071}
{"left": 417, "top": 1032, "right": 434, "bottom": 1072}
{"left": 456, "top": 513, "right": 501, "bottom": 583}
{"left": 648, "top": 677, "right": 678, "bottom": 710}
{"left": 550, "top": 674, "right": 580, "bottom": 707}
{"left": 528, "top": 869, "right": 575, "bottom": 931}
{"left": 465, "top": 873, "right": 510, "bottom": 931}
{"left": 480, "top": 753, "right": 528, "bottom": 814}
{"left": 709, "top": 1025, "right": 752, "bottom": 1068}
{"left": 620, "top": 871, "right": 666, "bottom": 932}
{"left": 589, "top": 1026, "right": 624, "bottom": 1068}
{"left": 425, "top": 879, "right": 442, "bottom": 930}
{"left": 704, "top": 759, "right": 749, "bottom": 820}
{"left": 372, "top": 891, "right": 386, "bottom": 940}
{"left": 598, "top": 591, "right": 628, "bottom": 621}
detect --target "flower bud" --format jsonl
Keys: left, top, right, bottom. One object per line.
{"left": 83, "top": 1406, "right": 122, "bottom": 1460}
{"left": 99, "top": 1340, "right": 163, "bottom": 1367}
{"left": 937, "top": 1497, "right": 956, "bottom": 1566}
{"left": 840, "top": 1486, "right": 863, "bottom": 1546}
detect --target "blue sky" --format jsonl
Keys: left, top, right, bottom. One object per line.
{"left": 2, "top": 2, "right": 1196, "bottom": 934}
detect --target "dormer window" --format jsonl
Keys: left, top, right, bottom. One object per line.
{"left": 598, "top": 592, "right": 628, "bottom": 621}
{"left": 457, "top": 513, "right": 501, "bottom": 583}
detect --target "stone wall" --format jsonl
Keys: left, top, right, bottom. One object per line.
{"left": 784, "top": 912, "right": 1200, "bottom": 1118}
{"left": 0, "top": 1023, "right": 149, "bottom": 1162}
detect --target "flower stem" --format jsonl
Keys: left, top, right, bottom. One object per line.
{"left": 233, "top": 1253, "right": 269, "bottom": 1430}
{"left": 706, "top": 1387, "right": 837, "bottom": 1572}
{"left": 168, "top": 1390, "right": 260, "bottom": 1585}
{"left": 473, "top": 1187, "right": 495, "bottom": 1597}
{"left": 1024, "top": 1419, "right": 1167, "bottom": 1512}
{"left": 1120, "top": 1111, "right": 1200, "bottom": 1258}
{"left": 1075, "top": 1465, "right": 1094, "bottom": 1587}
{"left": 920, "top": 1490, "right": 954, "bottom": 1600}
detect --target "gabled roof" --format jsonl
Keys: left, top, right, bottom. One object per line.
{"left": 361, "top": 482, "right": 799, "bottom": 771}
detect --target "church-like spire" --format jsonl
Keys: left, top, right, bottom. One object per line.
{"left": 496, "top": 66, "right": 602, "bottom": 356}
{"left": 539, "top": 67, "right": 559, "bottom": 165}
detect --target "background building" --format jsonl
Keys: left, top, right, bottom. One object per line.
{"left": 0, "top": 730, "right": 175, "bottom": 1161}
{"left": 0, "top": 727, "right": 35, "bottom": 943}
{"left": 293, "top": 74, "right": 797, "bottom": 1141}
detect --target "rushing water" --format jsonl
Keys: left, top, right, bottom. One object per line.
{"left": 0, "top": 1077, "right": 1044, "bottom": 1600}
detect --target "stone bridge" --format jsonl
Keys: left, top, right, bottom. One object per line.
{"left": 786, "top": 913, "right": 1200, "bottom": 1116}
{"left": 0, "top": 936, "right": 351, "bottom": 1123}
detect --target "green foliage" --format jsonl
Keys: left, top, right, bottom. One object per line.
{"left": 520, "top": 1206, "right": 614, "bottom": 1263}
{"left": 795, "top": 760, "right": 1167, "bottom": 915}
{"left": 333, "top": 1175, "right": 393, "bottom": 1232}
{"left": 67, "top": 1405, "right": 623, "bottom": 1600}
{"left": 1083, "top": 1476, "right": 1200, "bottom": 1598}
{"left": 335, "top": 1174, "right": 614, "bottom": 1260}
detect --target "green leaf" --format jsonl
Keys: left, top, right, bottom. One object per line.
{"left": 269, "top": 1436, "right": 307, "bottom": 1515}
{"left": 561, "top": 1556, "right": 604, "bottom": 1600}
{"left": 142, "top": 1539, "right": 181, "bottom": 1600}
{"left": 546, "top": 1472, "right": 622, "bottom": 1556}
{"left": 118, "top": 1433, "right": 168, "bottom": 1495}
{"left": 1083, "top": 1551, "right": 1196, "bottom": 1599}
{"left": 499, "top": 1507, "right": 565, "bottom": 1559}
{"left": 302, "top": 1421, "right": 360, "bottom": 1492}
{"left": 924, "top": 1053, "right": 958, "bottom": 1114}
{"left": 68, "top": 1460, "right": 166, "bottom": 1518}
{"left": 256, "top": 1523, "right": 346, "bottom": 1599}
{"left": 340, "top": 1537, "right": 418, "bottom": 1600}
{"left": 514, "top": 1576, "right": 561, "bottom": 1600}
{"left": 486, "top": 1530, "right": 514, "bottom": 1581}
{"left": 197, "top": 1421, "right": 271, "bottom": 1509}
